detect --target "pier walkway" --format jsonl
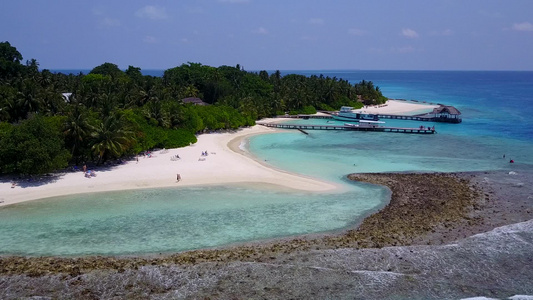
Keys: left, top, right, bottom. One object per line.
{"left": 377, "top": 114, "right": 461, "bottom": 123}
{"left": 260, "top": 123, "right": 436, "bottom": 134}
{"left": 276, "top": 105, "right": 462, "bottom": 123}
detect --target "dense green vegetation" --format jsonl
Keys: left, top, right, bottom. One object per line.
{"left": 0, "top": 41, "right": 387, "bottom": 175}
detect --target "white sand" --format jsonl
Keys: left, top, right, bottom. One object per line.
{"left": 0, "top": 100, "right": 438, "bottom": 207}
{"left": 354, "top": 99, "right": 439, "bottom": 115}
{"left": 0, "top": 124, "right": 339, "bottom": 207}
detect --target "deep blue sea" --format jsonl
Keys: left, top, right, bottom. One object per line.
{"left": 3, "top": 71, "right": 532, "bottom": 256}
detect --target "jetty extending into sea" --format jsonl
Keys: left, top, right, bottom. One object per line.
{"left": 265, "top": 104, "right": 464, "bottom": 134}
{"left": 259, "top": 122, "right": 436, "bottom": 134}
{"left": 276, "top": 104, "right": 462, "bottom": 124}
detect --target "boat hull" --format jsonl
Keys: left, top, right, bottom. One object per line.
{"left": 333, "top": 114, "right": 379, "bottom": 122}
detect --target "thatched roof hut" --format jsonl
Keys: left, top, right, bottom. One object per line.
{"left": 430, "top": 105, "right": 461, "bottom": 122}
{"left": 431, "top": 106, "right": 461, "bottom": 116}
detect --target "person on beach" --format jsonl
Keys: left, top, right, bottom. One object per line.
{"left": 176, "top": 173, "right": 181, "bottom": 182}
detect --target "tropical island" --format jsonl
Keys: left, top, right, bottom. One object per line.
{"left": 1, "top": 41, "right": 532, "bottom": 299}
{"left": 0, "top": 41, "right": 386, "bottom": 176}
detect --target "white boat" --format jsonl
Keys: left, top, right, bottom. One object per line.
{"left": 333, "top": 106, "right": 379, "bottom": 122}
{"left": 345, "top": 120, "right": 385, "bottom": 128}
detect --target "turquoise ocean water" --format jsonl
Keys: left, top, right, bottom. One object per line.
{"left": 1, "top": 71, "right": 532, "bottom": 256}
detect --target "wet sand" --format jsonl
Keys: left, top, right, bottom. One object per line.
{"left": 1, "top": 170, "right": 532, "bottom": 299}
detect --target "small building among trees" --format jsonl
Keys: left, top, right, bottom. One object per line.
{"left": 61, "top": 93, "right": 72, "bottom": 102}
{"left": 181, "top": 97, "right": 208, "bottom": 106}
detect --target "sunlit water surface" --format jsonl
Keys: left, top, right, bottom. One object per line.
{"left": 0, "top": 183, "right": 386, "bottom": 256}
{"left": 1, "top": 71, "right": 532, "bottom": 256}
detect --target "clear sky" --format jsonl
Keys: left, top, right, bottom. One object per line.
{"left": 1, "top": 0, "right": 532, "bottom": 71}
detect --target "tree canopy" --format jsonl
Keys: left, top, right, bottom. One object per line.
{"left": 0, "top": 115, "right": 70, "bottom": 174}
{"left": 0, "top": 42, "right": 388, "bottom": 175}
{"left": 0, "top": 41, "right": 25, "bottom": 80}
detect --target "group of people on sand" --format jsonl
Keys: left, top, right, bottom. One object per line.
{"left": 84, "top": 170, "right": 97, "bottom": 178}
{"left": 82, "top": 164, "right": 96, "bottom": 178}
{"left": 139, "top": 151, "right": 152, "bottom": 158}
{"left": 198, "top": 151, "right": 209, "bottom": 161}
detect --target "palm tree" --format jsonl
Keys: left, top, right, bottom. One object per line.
{"left": 0, "top": 85, "right": 19, "bottom": 122}
{"left": 183, "top": 84, "right": 199, "bottom": 98}
{"left": 64, "top": 104, "right": 94, "bottom": 164}
{"left": 40, "top": 87, "right": 64, "bottom": 116}
{"left": 91, "top": 114, "right": 134, "bottom": 164}
{"left": 98, "top": 93, "right": 117, "bottom": 117}
{"left": 144, "top": 100, "right": 170, "bottom": 128}
{"left": 16, "top": 79, "right": 42, "bottom": 118}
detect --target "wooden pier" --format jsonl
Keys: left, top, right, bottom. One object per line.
{"left": 377, "top": 114, "right": 430, "bottom": 121}
{"left": 377, "top": 114, "right": 461, "bottom": 123}
{"left": 276, "top": 108, "right": 461, "bottom": 124}
{"left": 260, "top": 123, "right": 436, "bottom": 134}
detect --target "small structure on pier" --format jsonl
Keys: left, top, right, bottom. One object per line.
{"left": 428, "top": 106, "right": 461, "bottom": 123}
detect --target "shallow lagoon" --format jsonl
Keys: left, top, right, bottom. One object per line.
{"left": 0, "top": 183, "right": 387, "bottom": 256}
{"left": 1, "top": 71, "right": 532, "bottom": 256}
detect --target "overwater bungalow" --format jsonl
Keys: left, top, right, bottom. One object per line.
{"left": 429, "top": 106, "right": 462, "bottom": 123}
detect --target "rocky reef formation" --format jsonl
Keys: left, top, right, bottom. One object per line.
{"left": 1, "top": 171, "right": 532, "bottom": 299}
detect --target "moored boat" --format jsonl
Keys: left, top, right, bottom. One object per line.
{"left": 345, "top": 120, "right": 385, "bottom": 128}
{"left": 333, "top": 106, "right": 379, "bottom": 122}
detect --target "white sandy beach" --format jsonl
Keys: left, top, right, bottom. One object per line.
{"left": 355, "top": 99, "right": 439, "bottom": 115}
{"left": 0, "top": 124, "right": 340, "bottom": 207}
{"left": 0, "top": 100, "right": 434, "bottom": 207}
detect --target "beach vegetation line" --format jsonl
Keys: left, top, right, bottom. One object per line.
{"left": 0, "top": 41, "right": 386, "bottom": 175}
